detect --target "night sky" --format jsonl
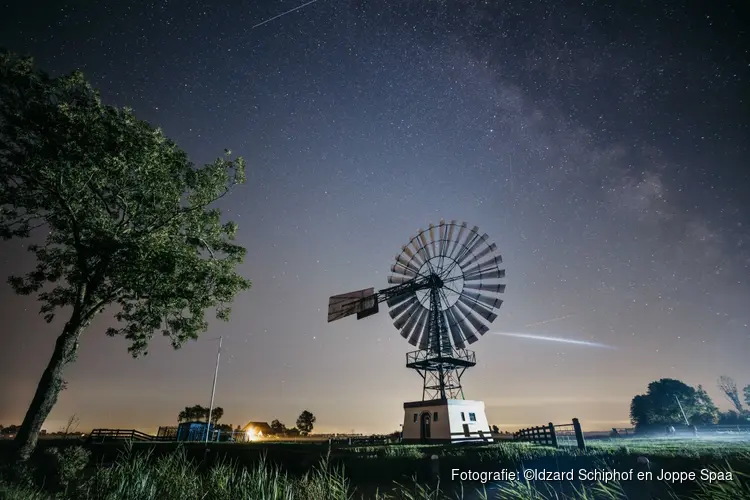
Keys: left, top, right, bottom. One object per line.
{"left": 1, "top": 0, "right": 748, "bottom": 435}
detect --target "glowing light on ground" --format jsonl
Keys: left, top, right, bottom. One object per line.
{"left": 245, "top": 428, "right": 263, "bottom": 441}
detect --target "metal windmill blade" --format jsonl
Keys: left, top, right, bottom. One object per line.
{"left": 400, "top": 305, "right": 425, "bottom": 342}
{"left": 447, "top": 305, "right": 479, "bottom": 344}
{"left": 385, "top": 221, "right": 505, "bottom": 353}
{"left": 411, "top": 308, "right": 430, "bottom": 347}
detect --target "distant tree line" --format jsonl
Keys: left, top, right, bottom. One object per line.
{"left": 629, "top": 376, "right": 750, "bottom": 430}
{"left": 173, "top": 407, "right": 317, "bottom": 436}
{"left": 269, "top": 410, "right": 316, "bottom": 436}
{"left": 177, "top": 405, "right": 224, "bottom": 424}
{"left": 0, "top": 424, "right": 20, "bottom": 435}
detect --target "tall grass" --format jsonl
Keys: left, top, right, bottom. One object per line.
{"left": 0, "top": 443, "right": 748, "bottom": 499}
{"left": 686, "top": 459, "right": 750, "bottom": 500}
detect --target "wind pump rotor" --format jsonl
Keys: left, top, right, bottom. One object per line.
{"left": 386, "top": 220, "right": 505, "bottom": 351}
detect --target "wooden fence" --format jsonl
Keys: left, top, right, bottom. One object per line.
{"left": 88, "top": 428, "right": 398, "bottom": 446}
{"left": 88, "top": 429, "right": 155, "bottom": 442}
{"left": 328, "top": 435, "right": 398, "bottom": 446}
{"left": 513, "top": 418, "right": 586, "bottom": 450}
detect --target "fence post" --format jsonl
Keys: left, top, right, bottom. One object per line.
{"left": 572, "top": 418, "right": 586, "bottom": 450}
{"left": 430, "top": 454, "right": 440, "bottom": 482}
{"left": 548, "top": 422, "right": 558, "bottom": 448}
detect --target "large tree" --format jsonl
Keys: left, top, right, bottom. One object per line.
{"left": 629, "top": 379, "right": 719, "bottom": 430}
{"left": 717, "top": 376, "right": 744, "bottom": 414}
{"left": 270, "top": 418, "right": 286, "bottom": 434}
{"left": 296, "top": 410, "right": 316, "bottom": 436}
{"left": 0, "top": 52, "right": 251, "bottom": 461}
{"left": 210, "top": 406, "right": 224, "bottom": 423}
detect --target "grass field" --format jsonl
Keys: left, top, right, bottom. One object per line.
{"left": 1, "top": 436, "right": 749, "bottom": 499}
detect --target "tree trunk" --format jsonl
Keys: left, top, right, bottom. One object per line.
{"left": 13, "top": 318, "right": 83, "bottom": 462}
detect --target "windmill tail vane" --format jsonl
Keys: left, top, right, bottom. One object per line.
{"left": 327, "top": 220, "right": 506, "bottom": 401}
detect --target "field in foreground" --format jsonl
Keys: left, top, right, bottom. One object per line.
{"left": 1, "top": 437, "right": 749, "bottom": 499}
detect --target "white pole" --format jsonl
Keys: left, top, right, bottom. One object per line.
{"left": 675, "top": 395, "right": 690, "bottom": 426}
{"left": 205, "top": 336, "right": 223, "bottom": 444}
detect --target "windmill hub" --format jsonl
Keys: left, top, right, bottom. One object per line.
{"left": 415, "top": 257, "right": 464, "bottom": 310}
{"left": 427, "top": 273, "right": 443, "bottom": 288}
{"left": 327, "top": 220, "right": 506, "bottom": 444}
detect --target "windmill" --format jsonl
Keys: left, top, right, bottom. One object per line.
{"left": 327, "top": 220, "right": 505, "bottom": 443}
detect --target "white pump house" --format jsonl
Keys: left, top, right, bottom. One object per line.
{"left": 402, "top": 399, "right": 492, "bottom": 443}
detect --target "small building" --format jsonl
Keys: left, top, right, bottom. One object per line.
{"left": 402, "top": 399, "right": 493, "bottom": 444}
{"left": 241, "top": 421, "right": 274, "bottom": 439}
{"left": 177, "top": 421, "right": 213, "bottom": 442}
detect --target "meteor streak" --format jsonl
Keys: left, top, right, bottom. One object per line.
{"left": 493, "top": 332, "right": 616, "bottom": 349}
{"left": 523, "top": 314, "right": 574, "bottom": 328}
{"left": 252, "top": 0, "right": 320, "bottom": 29}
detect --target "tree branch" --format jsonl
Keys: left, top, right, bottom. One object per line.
{"left": 139, "top": 183, "right": 233, "bottom": 237}
{"left": 82, "top": 288, "right": 122, "bottom": 323}
{"left": 87, "top": 183, "right": 117, "bottom": 219}
{"left": 197, "top": 238, "right": 215, "bottom": 259}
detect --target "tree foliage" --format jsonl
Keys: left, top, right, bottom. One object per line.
{"left": 1, "top": 51, "right": 250, "bottom": 460}
{"left": 629, "top": 394, "right": 652, "bottom": 429}
{"left": 692, "top": 385, "right": 720, "bottom": 425}
{"left": 295, "top": 410, "right": 316, "bottom": 436}
{"left": 0, "top": 51, "right": 251, "bottom": 356}
{"left": 270, "top": 419, "right": 286, "bottom": 434}
{"left": 177, "top": 405, "right": 223, "bottom": 423}
{"left": 629, "top": 378, "right": 719, "bottom": 429}
{"left": 717, "top": 410, "right": 750, "bottom": 425}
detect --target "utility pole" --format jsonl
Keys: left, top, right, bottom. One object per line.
{"left": 205, "top": 336, "right": 223, "bottom": 444}
{"left": 675, "top": 395, "right": 690, "bottom": 426}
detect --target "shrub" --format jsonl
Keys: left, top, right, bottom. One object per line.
{"left": 38, "top": 446, "right": 91, "bottom": 494}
